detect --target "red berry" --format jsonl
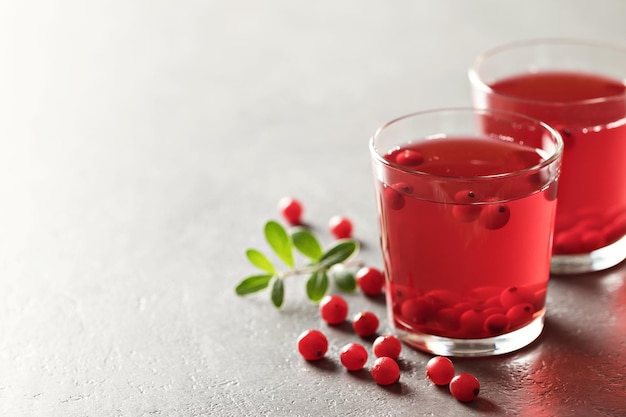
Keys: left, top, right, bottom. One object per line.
{"left": 297, "top": 329, "right": 328, "bottom": 361}
{"left": 371, "top": 357, "right": 400, "bottom": 385}
{"left": 454, "top": 189, "right": 478, "bottom": 202}
{"left": 479, "top": 203, "right": 511, "bottom": 230}
{"left": 339, "top": 343, "right": 368, "bottom": 371}
{"left": 356, "top": 266, "right": 385, "bottom": 296}
{"left": 329, "top": 216, "right": 353, "bottom": 239}
{"left": 580, "top": 230, "right": 604, "bottom": 252}
{"left": 383, "top": 185, "right": 405, "bottom": 210}
{"left": 384, "top": 183, "right": 413, "bottom": 210}
{"left": 506, "top": 303, "right": 534, "bottom": 329}
{"left": 425, "top": 356, "right": 455, "bottom": 386}
{"left": 352, "top": 311, "right": 379, "bottom": 337}
{"left": 500, "top": 286, "right": 534, "bottom": 309}
{"left": 459, "top": 308, "right": 487, "bottom": 338}
{"left": 452, "top": 189, "right": 482, "bottom": 222}
{"left": 449, "top": 373, "right": 480, "bottom": 402}
{"left": 436, "top": 307, "right": 462, "bottom": 331}
{"left": 483, "top": 313, "right": 510, "bottom": 335}
{"left": 278, "top": 197, "right": 303, "bottom": 225}
{"left": 400, "top": 297, "right": 432, "bottom": 325}
{"left": 372, "top": 335, "right": 402, "bottom": 359}
{"left": 319, "top": 295, "right": 349, "bottom": 325}
{"left": 395, "top": 149, "right": 424, "bottom": 167}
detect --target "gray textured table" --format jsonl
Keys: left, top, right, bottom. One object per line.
{"left": 1, "top": 1, "right": 625, "bottom": 416}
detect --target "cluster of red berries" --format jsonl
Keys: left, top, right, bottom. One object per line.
{"left": 383, "top": 182, "right": 511, "bottom": 231}
{"left": 297, "top": 327, "right": 480, "bottom": 402}
{"left": 282, "top": 196, "right": 481, "bottom": 402}
{"left": 297, "top": 330, "right": 401, "bottom": 386}
{"left": 297, "top": 293, "right": 402, "bottom": 385}
{"left": 279, "top": 196, "right": 386, "bottom": 296}
{"left": 319, "top": 294, "right": 380, "bottom": 336}
{"left": 553, "top": 204, "right": 626, "bottom": 254}
{"left": 393, "top": 283, "right": 543, "bottom": 339}
{"left": 278, "top": 197, "right": 353, "bottom": 239}
{"left": 425, "top": 356, "right": 480, "bottom": 402}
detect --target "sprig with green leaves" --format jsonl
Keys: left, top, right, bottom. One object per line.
{"left": 235, "top": 220, "right": 361, "bottom": 308}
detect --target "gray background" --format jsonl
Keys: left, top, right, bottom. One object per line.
{"left": 1, "top": 1, "right": 625, "bottom": 416}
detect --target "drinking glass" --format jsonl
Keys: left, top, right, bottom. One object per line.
{"left": 470, "top": 39, "right": 626, "bottom": 274}
{"left": 369, "top": 108, "right": 563, "bottom": 356}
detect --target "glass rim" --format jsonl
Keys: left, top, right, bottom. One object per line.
{"left": 469, "top": 37, "right": 626, "bottom": 107}
{"left": 369, "top": 107, "right": 564, "bottom": 182}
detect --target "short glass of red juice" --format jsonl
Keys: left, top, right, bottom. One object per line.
{"left": 369, "top": 108, "right": 563, "bottom": 356}
{"left": 470, "top": 39, "right": 626, "bottom": 274}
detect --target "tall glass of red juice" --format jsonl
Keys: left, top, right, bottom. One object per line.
{"left": 470, "top": 39, "right": 626, "bottom": 274}
{"left": 370, "top": 108, "right": 563, "bottom": 356}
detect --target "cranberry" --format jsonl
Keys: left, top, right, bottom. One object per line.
{"left": 372, "top": 335, "right": 402, "bottom": 359}
{"left": 400, "top": 298, "right": 431, "bottom": 325}
{"left": 483, "top": 295, "right": 503, "bottom": 309}
{"left": 393, "top": 182, "right": 414, "bottom": 194}
{"left": 297, "top": 329, "right": 328, "bottom": 361}
{"left": 352, "top": 311, "right": 379, "bottom": 337}
{"left": 554, "top": 229, "right": 583, "bottom": 254}
{"left": 339, "top": 343, "right": 368, "bottom": 371}
{"left": 371, "top": 357, "right": 400, "bottom": 385}
{"left": 423, "top": 289, "right": 461, "bottom": 310}
{"left": 356, "top": 266, "right": 385, "bottom": 296}
{"left": 329, "top": 216, "right": 353, "bottom": 239}
{"left": 449, "top": 373, "right": 480, "bottom": 402}
{"left": 483, "top": 313, "right": 510, "bottom": 335}
{"left": 452, "top": 190, "right": 482, "bottom": 222}
{"left": 391, "top": 285, "right": 419, "bottom": 311}
{"left": 482, "top": 306, "right": 506, "bottom": 317}
{"left": 319, "top": 295, "right": 348, "bottom": 325}
{"left": 500, "top": 286, "right": 534, "bottom": 309}
{"left": 455, "top": 189, "right": 478, "bottom": 202}
{"left": 425, "top": 356, "right": 455, "bottom": 386}
{"left": 479, "top": 203, "right": 510, "bottom": 230}
{"left": 383, "top": 185, "right": 405, "bottom": 210}
{"left": 459, "top": 308, "right": 487, "bottom": 338}
{"left": 580, "top": 230, "right": 604, "bottom": 251}
{"left": 506, "top": 303, "right": 534, "bottom": 329}
{"left": 395, "top": 149, "right": 424, "bottom": 167}
{"left": 278, "top": 197, "right": 303, "bottom": 225}
{"left": 436, "top": 307, "right": 462, "bottom": 331}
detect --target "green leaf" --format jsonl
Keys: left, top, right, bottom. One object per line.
{"left": 318, "top": 240, "right": 359, "bottom": 267}
{"left": 271, "top": 277, "right": 285, "bottom": 308}
{"left": 235, "top": 274, "right": 274, "bottom": 295}
{"left": 291, "top": 228, "right": 323, "bottom": 261}
{"left": 306, "top": 270, "right": 329, "bottom": 303}
{"left": 245, "top": 249, "right": 276, "bottom": 273}
{"left": 329, "top": 264, "right": 357, "bottom": 293}
{"left": 264, "top": 221, "right": 294, "bottom": 268}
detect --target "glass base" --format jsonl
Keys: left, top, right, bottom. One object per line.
{"left": 551, "top": 233, "right": 626, "bottom": 275}
{"left": 395, "top": 313, "right": 544, "bottom": 357}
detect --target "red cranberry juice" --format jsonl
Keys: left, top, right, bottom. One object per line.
{"left": 378, "top": 137, "right": 556, "bottom": 339}
{"left": 488, "top": 71, "right": 626, "bottom": 254}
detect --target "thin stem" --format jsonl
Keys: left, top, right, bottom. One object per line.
{"left": 275, "top": 259, "right": 365, "bottom": 279}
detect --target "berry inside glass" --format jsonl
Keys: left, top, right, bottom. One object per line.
{"left": 369, "top": 108, "right": 562, "bottom": 356}
{"left": 470, "top": 39, "right": 626, "bottom": 274}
